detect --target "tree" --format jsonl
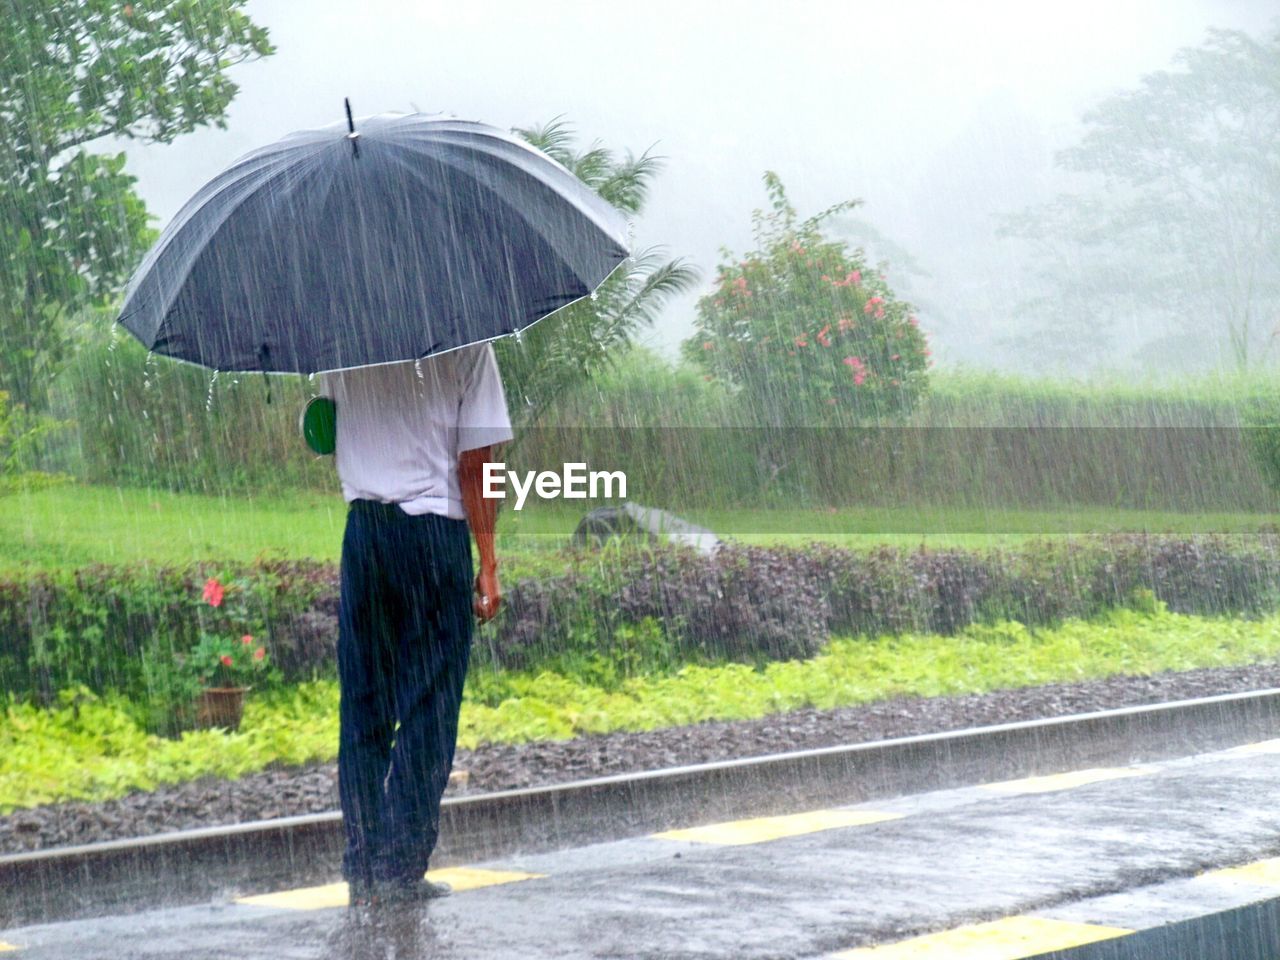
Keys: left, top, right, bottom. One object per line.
{"left": 1001, "top": 25, "right": 1280, "bottom": 372}
{"left": 493, "top": 118, "right": 700, "bottom": 428}
{"left": 0, "top": 0, "right": 273, "bottom": 409}
{"left": 683, "top": 172, "right": 930, "bottom": 426}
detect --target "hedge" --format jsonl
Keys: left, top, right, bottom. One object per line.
{"left": 3, "top": 536, "right": 1280, "bottom": 714}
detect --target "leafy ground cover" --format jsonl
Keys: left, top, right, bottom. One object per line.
{"left": 5, "top": 602, "right": 1280, "bottom": 812}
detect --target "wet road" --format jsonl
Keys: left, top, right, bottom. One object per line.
{"left": 6, "top": 739, "right": 1280, "bottom": 958}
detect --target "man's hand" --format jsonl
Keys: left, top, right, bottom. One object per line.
{"left": 460, "top": 443, "right": 503, "bottom": 623}
{"left": 474, "top": 564, "right": 501, "bottom": 622}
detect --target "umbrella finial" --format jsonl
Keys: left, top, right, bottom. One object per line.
{"left": 344, "top": 97, "right": 360, "bottom": 158}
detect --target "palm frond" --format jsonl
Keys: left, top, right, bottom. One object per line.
{"left": 594, "top": 149, "right": 663, "bottom": 213}
{"left": 512, "top": 116, "right": 577, "bottom": 166}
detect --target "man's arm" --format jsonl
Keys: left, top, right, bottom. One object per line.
{"left": 459, "top": 445, "right": 501, "bottom": 622}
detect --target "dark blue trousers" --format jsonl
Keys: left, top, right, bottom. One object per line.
{"left": 337, "top": 500, "right": 473, "bottom": 884}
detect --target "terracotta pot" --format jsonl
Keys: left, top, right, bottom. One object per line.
{"left": 195, "top": 686, "right": 250, "bottom": 731}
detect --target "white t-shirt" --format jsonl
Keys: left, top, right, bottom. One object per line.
{"left": 319, "top": 344, "right": 514, "bottom": 520}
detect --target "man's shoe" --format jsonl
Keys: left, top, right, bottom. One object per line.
{"left": 380, "top": 877, "right": 453, "bottom": 903}
{"left": 372, "top": 876, "right": 452, "bottom": 904}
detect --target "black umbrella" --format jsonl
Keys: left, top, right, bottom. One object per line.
{"left": 118, "top": 105, "right": 631, "bottom": 374}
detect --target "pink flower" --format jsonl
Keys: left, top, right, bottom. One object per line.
{"left": 254, "top": 647, "right": 266, "bottom": 661}
{"left": 891, "top": 354, "right": 900, "bottom": 361}
{"left": 833, "top": 270, "right": 862, "bottom": 288}
{"left": 794, "top": 336, "right": 809, "bottom": 348}
{"left": 790, "top": 241, "right": 805, "bottom": 253}
{"left": 731, "top": 276, "right": 751, "bottom": 297}
{"left": 241, "top": 634, "right": 253, "bottom": 646}
{"left": 816, "top": 324, "right": 832, "bottom": 347}
{"left": 842, "top": 356, "right": 867, "bottom": 386}
{"left": 702, "top": 341, "right": 715, "bottom": 351}
{"left": 908, "top": 316, "right": 919, "bottom": 327}
{"left": 863, "top": 296, "right": 886, "bottom": 317}
{"left": 837, "top": 316, "right": 855, "bottom": 332}
{"left": 202, "top": 578, "right": 224, "bottom": 608}
{"left": 220, "top": 654, "right": 233, "bottom": 667}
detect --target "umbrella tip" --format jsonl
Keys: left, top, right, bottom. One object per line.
{"left": 343, "top": 98, "right": 360, "bottom": 157}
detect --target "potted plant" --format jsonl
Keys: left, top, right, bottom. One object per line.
{"left": 182, "top": 576, "right": 272, "bottom": 730}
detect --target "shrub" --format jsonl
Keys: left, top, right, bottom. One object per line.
{"left": 0, "top": 560, "right": 336, "bottom": 713}
{"left": 683, "top": 172, "right": 930, "bottom": 426}
{"left": 5, "top": 536, "right": 1280, "bottom": 710}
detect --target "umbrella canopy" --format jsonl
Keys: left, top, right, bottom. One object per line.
{"left": 118, "top": 110, "right": 631, "bottom": 374}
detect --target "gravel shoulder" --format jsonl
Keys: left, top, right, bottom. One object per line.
{"left": 5, "top": 661, "right": 1280, "bottom": 856}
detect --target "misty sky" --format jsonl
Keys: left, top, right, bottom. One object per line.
{"left": 117, "top": 0, "right": 1278, "bottom": 370}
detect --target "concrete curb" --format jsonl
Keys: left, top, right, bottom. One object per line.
{"left": 5, "top": 687, "right": 1280, "bottom": 927}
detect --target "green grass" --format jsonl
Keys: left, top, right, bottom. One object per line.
{"left": 2, "top": 484, "right": 1277, "bottom": 573}
{"left": 5, "top": 602, "right": 1280, "bottom": 811}
{"left": 0, "top": 485, "right": 347, "bottom": 571}
{"left": 0, "top": 484, "right": 572, "bottom": 574}
{"left": 687, "top": 505, "right": 1280, "bottom": 548}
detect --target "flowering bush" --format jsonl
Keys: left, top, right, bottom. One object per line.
{"left": 182, "top": 577, "right": 272, "bottom": 689}
{"left": 683, "top": 172, "right": 930, "bottom": 425}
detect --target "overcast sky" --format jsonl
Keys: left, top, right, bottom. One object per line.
{"left": 118, "top": 0, "right": 1278, "bottom": 367}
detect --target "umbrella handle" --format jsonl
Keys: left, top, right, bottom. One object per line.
{"left": 344, "top": 98, "right": 360, "bottom": 158}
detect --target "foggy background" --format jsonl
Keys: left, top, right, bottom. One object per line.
{"left": 113, "top": 0, "right": 1280, "bottom": 374}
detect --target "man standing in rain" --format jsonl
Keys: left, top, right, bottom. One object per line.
{"left": 319, "top": 343, "right": 511, "bottom": 905}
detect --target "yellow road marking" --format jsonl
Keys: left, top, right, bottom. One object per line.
{"left": 832, "top": 916, "right": 1132, "bottom": 959}
{"left": 1204, "top": 857, "right": 1280, "bottom": 887}
{"left": 981, "top": 767, "right": 1151, "bottom": 795}
{"left": 654, "top": 808, "right": 901, "bottom": 846}
{"left": 235, "top": 867, "right": 544, "bottom": 910}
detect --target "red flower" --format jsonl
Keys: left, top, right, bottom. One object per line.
{"left": 241, "top": 634, "right": 253, "bottom": 646}
{"left": 254, "top": 647, "right": 266, "bottom": 661}
{"left": 837, "top": 316, "right": 855, "bottom": 332}
{"left": 220, "top": 654, "right": 233, "bottom": 667}
{"left": 793, "top": 336, "right": 808, "bottom": 348}
{"left": 202, "top": 578, "right": 224, "bottom": 608}
{"left": 816, "top": 324, "right": 832, "bottom": 347}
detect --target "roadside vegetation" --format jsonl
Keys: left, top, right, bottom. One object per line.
{"left": 5, "top": 599, "right": 1280, "bottom": 813}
